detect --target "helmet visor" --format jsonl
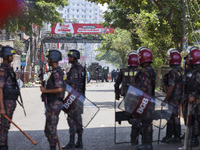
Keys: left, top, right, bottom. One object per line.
{"left": 186, "top": 46, "right": 199, "bottom": 55}
{"left": 167, "top": 48, "right": 179, "bottom": 56}
{"left": 137, "top": 47, "right": 151, "bottom": 54}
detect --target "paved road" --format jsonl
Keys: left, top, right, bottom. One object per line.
{"left": 7, "top": 81, "right": 199, "bottom": 150}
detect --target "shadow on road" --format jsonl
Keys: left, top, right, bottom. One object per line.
{"left": 8, "top": 126, "right": 185, "bottom": 150}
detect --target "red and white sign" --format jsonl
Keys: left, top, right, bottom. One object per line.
{"left": 51, "top": 23, "right": 114, "bottom": 34}
{"left": 63, "top": 89, "right": 81, "bottom": 113}
{"left": 132, "top": 94, "right": 151, "bottom": 118}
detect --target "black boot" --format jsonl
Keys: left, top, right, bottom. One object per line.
{"left": 136, "top": 144, "right": 153, "bottom": 150}
{"left": 0, "top": 145, "right": 8, "bottom": 150}
{"left": 50, "top": 146, "right": 56, "bottom": 150}
{"left": 161, "top": 121, "right": 173, "bottom": 143}
{"left": 130, "top": 125, "right": 139, "bottom": 145}
{"left": 62, "top": 135, "right": 75, "bottom": 149}
{"left": 191, "top": 136, "right": 199, "bottom": 147}
{"left": 75, "top": 134, "right": 83, "bottom": 149}
{"left": 138, "top": 123, "right": 153, "bottom": 150}
{"left": 166, "top": 124, "right": 181, "bottom": 144}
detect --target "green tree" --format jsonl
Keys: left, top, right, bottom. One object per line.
{"left": 97, "top": 29, "right": 132, "bottom": 67}
{"left": 103, "top": 2, "right": 141, "bottom": 49}
{"left": 129, "top": 10, "right": 174, "bottom": 66}
{"left": 89, "top": 0, "right": 200, "bottom": 50}
{"left": 2, "top": 0, "right": 69, "bottom": 35}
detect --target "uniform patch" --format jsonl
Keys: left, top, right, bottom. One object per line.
{"left": 129, "top": 71, "right": 133, "bottom": 76}
{"left": 134, "top": 71, "right": 138, "bottom": 76}
{"left": 124, "top": 72, "right": 128, "bottom": 76}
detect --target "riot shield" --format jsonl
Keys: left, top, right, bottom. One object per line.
{"left": 63, "top": 84, "right": 100, "bottom": 128}
{"left": 119, "top": 85, "right": 174, "bottom": 129}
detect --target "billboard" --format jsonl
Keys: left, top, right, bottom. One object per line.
{"left": 51, "top": 23, "right": 114, "bottom": 34}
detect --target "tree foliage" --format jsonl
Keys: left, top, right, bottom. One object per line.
{"left": 96, "top": 29, "right": 132, "bottom": 67}
{"left": 129, "top": 10, "right": 174, "bottom": 66}
{"left": 89, "top": 0, "right": 200, "bottom": 50}
{"left": 2, "top": 0, "right": 68, "bottom": 35}
{"left": 103, "top": 2, "right": 141, "bottom": 49}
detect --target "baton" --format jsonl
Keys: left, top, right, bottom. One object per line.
{"left": 4, "top": 115, "right": 36, "bottom": 145}
{"left": 57, "top": 134, "right": 61, "bottom": 150}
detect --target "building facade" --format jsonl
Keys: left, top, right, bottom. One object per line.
{"left": 58, "top": 0, "right": 103, "bottom": 23}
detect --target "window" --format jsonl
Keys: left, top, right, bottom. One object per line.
{"left": 58, "top": 7, "right": 63, "bottom": 11}
{"left": 77, "top": 4, "right": 79, "bottom": 6}
{"left": 67, "top": 9, "right": 69, "bottom": 12}
{"left": 77, "top": 9, "right": 79, "bottom": 12}
{"left": 77, "top": 15, "right": 79, "bottom": 18}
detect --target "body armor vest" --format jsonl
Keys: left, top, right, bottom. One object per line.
{"left": 1, "top": 63, "right": 19, "bottom": 100}
{"left": 46, "top": 67, "right": 65, "bottom": 102}
{"left": 121, "top": 67, "right": 139, "bottom": 96}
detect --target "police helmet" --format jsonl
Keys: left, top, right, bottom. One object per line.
{"left": 0, "top": 46, "right": 16, "bottom": 58}
{"left": 137, "top": 47, "right": 153, "bottom": 65}
{"left": 68, "top": 49, "right": 80, "bottom": 59}
{"left": 167, "top": 48, "right": 181, "bottom": 65}
{"left": 127, "top": 50, "right": 138, "bottom": 66}
{"left": 46, "top": 50, "right": 62, "bottom": 62}
{"left": 187, "top": 47, "right": 200, "bottom": 65}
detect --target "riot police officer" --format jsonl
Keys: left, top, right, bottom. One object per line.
{"left": 114, "top": 51, "right": 139, "bottom": 145}
{"left": 184, "top": 46, "right": 200, "bottom": 147}
{"left": 40, "top": 50, "right": 64, "bottom": 150}
{"left": 62, "top": 49, "right": 84, "bottom": 149}
{"left": 181, "top": 47, "right": 194, "bottom": 140}
{"left": 161, "top": 49, "right": 183, "bottom": 144}
{"left": 0, "top": 46, "right": 19, "bottom": 150}
{"left": 135, "top": 47, "right": 156, "bottom": 150}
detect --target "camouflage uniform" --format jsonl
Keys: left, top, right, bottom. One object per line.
{"left": 115, "top": 66, "right": 139, "bottom": 144}
{"left": 135, "top": 65, "right": 156, "bottom": 146}
{"left": 45, "top": 66, "right": 64, "bottom": 148}
{"left": 163, "top": 66, "right": 183, "bottom": 142}
{"left": 182, "top": 66, "right": 193, "bottom": 125}
{"left": 0, "top": 63, "right": 17, "bottom": 148}
{"left": 187, "top": 65, "right": 200, "bottom": 146}
{"left": 66, "top": 61, "right": 84, "bottom": 140}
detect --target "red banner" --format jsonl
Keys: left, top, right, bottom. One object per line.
{"left": 63, "top": 89, "right": 81, "bottom": 113}
{"left": 132, "top": 93, "right": 151, "bottom": 118}
{"left": 51, "top": 23, "right": 114, "bottom": 34}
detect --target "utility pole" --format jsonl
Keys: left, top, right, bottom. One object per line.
{"left": 182, "top": 0, "right": 187, "bottom": 51}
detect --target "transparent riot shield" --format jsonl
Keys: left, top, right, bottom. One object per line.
{"left": 119, "top": 85, "right": 174, "bottom": 129}
{"left": 63, "top": 84, "right": 100, "bottom": 128}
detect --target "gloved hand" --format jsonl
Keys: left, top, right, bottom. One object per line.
{"left": 115, "top": 93, "right": 120, "bottom": 100}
